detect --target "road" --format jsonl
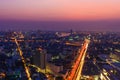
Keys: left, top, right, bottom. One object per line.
{"left": 14, "top": 38, "right": 32, "bottom": 80}
{"left": 106, "top": 59, "right": 120, "bottom": 71}
{"left": 66, "top": 39, "right": 90, "bottom": 80}
{"left": 74, "top": 42, "right": 88, "bottom": 80}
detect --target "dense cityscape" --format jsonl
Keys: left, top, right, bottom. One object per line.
{"left": 0, "top": 30, "right": 120, "bottom": 80}
{"left": 1, "top": 0, "right": 120, "bottom": 80}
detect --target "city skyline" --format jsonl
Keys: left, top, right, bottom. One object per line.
{"left": 0, "top": 20, "right": 120, "bottom": 32}
{"left": 0, "top": 1, "right": 120, "bottom": 79}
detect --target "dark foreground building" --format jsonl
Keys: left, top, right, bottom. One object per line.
{"left": 31, "top": 48, "right": 47, "bottom": 69}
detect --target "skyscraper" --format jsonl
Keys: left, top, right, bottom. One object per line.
{"left": 70, "top": 29, "right": 73, "bottom": 35}
{"left": 31, "top": 48, "right": 46, "bottom": 69}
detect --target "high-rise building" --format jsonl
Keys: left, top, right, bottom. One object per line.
{"left": 70, "top": 29, "right": 73, "bottom": 35}
{"left": 31, "top": 48, "right": 46, "bottom": 69}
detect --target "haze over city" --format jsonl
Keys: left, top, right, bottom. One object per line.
{"left": 0, "top": 0, "right": 120, "bottom": 80}
{"left": 0, "top": 0, "right": 120, "bottom": 31}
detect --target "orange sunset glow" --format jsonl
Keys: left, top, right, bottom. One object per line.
{"left": 0, "top": 0, "right": 120, "bottom": 21}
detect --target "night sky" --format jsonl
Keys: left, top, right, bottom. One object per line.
{"left": 0, "top": 0, "right": 120, "bottom": 31}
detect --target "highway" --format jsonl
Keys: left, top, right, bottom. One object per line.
{"left": 106, "top": 59, "right": 120, "bottom": 71}
{"left": 66, "top": 39, "right": 90, "bottom": 80}
{"left": 74, "top": 43, "right": 88, "bottom": 80}
{"left": 14, "top": 38, "right": 32, "bottom": 80}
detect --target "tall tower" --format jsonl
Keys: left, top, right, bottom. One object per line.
{"left": 70, "top": 29, "right": 73, "bottom": 35}
{"left": 40, "top": 49, "right": 47, "bottom": 69}
{"left": 31, "top": 48, "right": 46, "bottom": 69}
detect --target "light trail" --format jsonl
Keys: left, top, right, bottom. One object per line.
{"left": 14, "top": 38, "right": 32, "bottom": 80}
{"left": 66, "top": 39, "right": 90, "bottom": 80}
{"left": 75, "top": 45, "right": 88, "bottom": 80}
{"left": 106, "top": 59, "right": 120, "bottom": 71}
{"left": 74, "top": 41, "right": 89, "bottom": 80}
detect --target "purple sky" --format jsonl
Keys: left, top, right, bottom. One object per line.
{"left": 0, "top": 20, "right": 120, "bottom": 32}
{"left": 0, "top": 0, "right": 120, "bottom": 31}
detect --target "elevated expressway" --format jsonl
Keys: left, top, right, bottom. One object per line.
{"left": 65, "top": 39, "right": 90, "bottom": 80}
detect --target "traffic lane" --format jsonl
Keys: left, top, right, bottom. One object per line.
{"left": 68, "top": 42, "right": 89, "bottom": 80}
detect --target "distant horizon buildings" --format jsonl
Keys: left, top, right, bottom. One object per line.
{"left": 0, "top": 20, "right": 120, "bottom": 32}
